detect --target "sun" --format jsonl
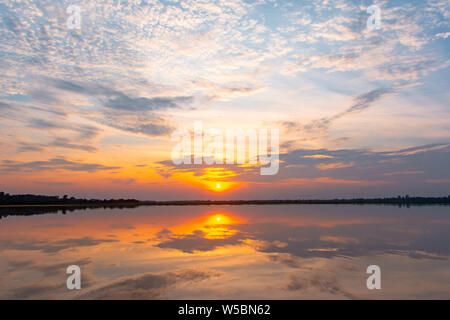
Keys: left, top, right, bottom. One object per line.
{"left": 203, "top": 180, "right": 240, "bottom": 192}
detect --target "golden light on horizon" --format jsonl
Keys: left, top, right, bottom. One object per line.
{"left": 206, "top": 180, "right": 239, "bottom": 192}
{"left": 167, "top": 167, "right": 241, "bottom": 193}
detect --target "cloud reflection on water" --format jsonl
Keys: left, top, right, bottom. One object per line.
{"left": 0, "top": 205, "right": 449, "bottom": 299}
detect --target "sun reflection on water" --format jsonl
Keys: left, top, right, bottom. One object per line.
{"left": 171, "top": 212, "right": 243, "bottom": 240}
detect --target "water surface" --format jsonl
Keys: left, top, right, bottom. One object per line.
{"left": 0, "top": 205, "right": 449, "bottom": 299}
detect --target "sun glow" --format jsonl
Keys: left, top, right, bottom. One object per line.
{"left": 168, "top": 168, "right": 241, "bottom": 193}
{"left": 171, "top": 212, "right": 244, "bottom": 240}
{"left": 205, "top": 213, "right": 235, "bottom": 226}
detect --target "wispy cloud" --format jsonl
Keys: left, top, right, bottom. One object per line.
{"left": 316, "top": 162, "right": 355, "bottom": 170}
{"left": 78, "top": 269, "right": 221, "bottom": 299}
{"left": 0, "top": 158, "right": 120, "bottom": 172}
{"left": 281, "top": 87, "right": 396, "bottom": 136}
{"left": 0, "top": 236, "right": 118, "bottom": 254}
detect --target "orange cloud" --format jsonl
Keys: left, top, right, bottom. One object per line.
{"left": 315, "top": 162, "right": 354, "bottom": 170}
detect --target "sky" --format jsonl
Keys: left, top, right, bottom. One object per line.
{"left": 0, "top": 0, "right": 449, "bottom": 200}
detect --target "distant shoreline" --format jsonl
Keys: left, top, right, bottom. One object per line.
{"left": 1, "top": 198, "right": 449, "bottom": 219}
{"left": 1, "top": 198, "right": 449, "bottom": 208}
{"left": 1, "top": 191, "right": 449, "bottom": 208}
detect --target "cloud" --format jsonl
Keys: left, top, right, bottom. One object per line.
{"left": 283, "top": 1, "right": 449, "bottom": 80}
{"left": 6, "top": 260, "right": 34, "bottom": 272}
{"left": 282, "top": 87, "right": 396, "bottom": 135}
{"left": 0, "top": 237, "right": 118, "bottom": 254}
{"left": 103, "top": 95, "right": 192, "bottom": 112}
{"left": 2, "top": 13, "right": 21, "bottom": 35}
{"left": 246, "top": 217, "right": 450, "bottom": 260}
{"left": 384, "top": 144, "right": 450, "bottom": 156}
{"left": 150, "top": 208, "right": 450, "bottom": 260}
{"left": 382, "top": 170, "right": 424, "bottom": 176}
{"left": 343, "top": 88, "right": 395, "bottom": 115}
{"left": 16, "top": 118, "right": 100, "bottom": 153}
{"left": 109, "top": 223, "right": 135, "bottom": 230}
{"left": 154, "top": 142, "right": 450, "bottom": 195}
{"left": 48, "top": 78, "right": 94, "bottom": 95}
{"left": 78, "top": 269, "right": 220, "bottom": 299}
{"left": 316, "top": 162, "right": 354, "bottom": 170}
{"left": 28, "top": 118, "right": 100, "bottom": 140}
{"left": 373, "top": 58, "right": 450, "bottom": 81}
{"left": 9, "top": 261, "right": 95, "bottom": 299}
{"left": 37, "top": 258, "right": 92, "bottom": 277}
{"left": 0, "top": 158, "right": 120, "bottom": 173}
{"left": 155, "top": 229, "right": 246, "bottom": 253}
{"left": 49, "top": 138, "right": 97, "bottom": 152}
{"left": 39, "top": 77, "right": 193, "bottom": 137}
{"left": 154, "top": 158, "right": 247, "bottom": 182}
{"left": 0, "top": 101, "right": 11, "bottom": 109}
{"left": 284, "top": 272, "right": 357, "bottom": 299}
{"left": 28, "top": 118, "right": 62, "bottom": 129}
{"left": 27, "top": 88, "right": 62, "bottom": 105}
{"left": 268, "top": 253, "right": 303, "bottom": 268}
{"left": 275, "top": 144, "right": 450, "bottom": 185}
{"left": 104, "top": 120, "right": 173, "bottom": 136}
{"left": 303, "top": 155, "right": 335, "bottom": 159}
{"left": 17, "top": 142, "right": 44, "bottom": 153}
{"left": 17, "top": 138, "right": 97, "bottom": 153}
{"left": 110, "top": 178, "right": 137, "bottom": 185}
{"left": 96, "top": 93, "right": 189, "bottom": 136}
{"left": 13, "top": 283, "right": 65, "bottom": 299}
{"left": 435, "top": 32, "right": 450, "bottom": 39}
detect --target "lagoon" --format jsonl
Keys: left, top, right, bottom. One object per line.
{"left": 0, "top": 204, "right": 449, "bottom": 299}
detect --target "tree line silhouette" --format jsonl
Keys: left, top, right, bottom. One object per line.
{"left": 0, "top": 191, "right": 139, "bottom": 205}
{"left": 1, "top": 191, "right": 449, "bottom": 206}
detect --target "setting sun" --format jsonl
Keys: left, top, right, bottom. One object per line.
{"left": 216, "top": 183, "right": 221, "bottom": 189}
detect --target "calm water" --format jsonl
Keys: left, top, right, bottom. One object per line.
{"left": 0, "top": 205, "right": 449, "bottom": 299}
